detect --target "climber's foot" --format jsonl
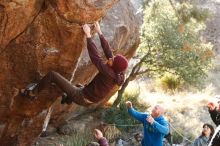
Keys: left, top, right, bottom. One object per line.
{"left": 61, "top": 93, "right": 72, "bottom": 105}
{"left": 76, "top": 83, "right": 84, "bottom": 88}
{"left": 40, "top": 131, "right": 49, "bottom": 137}
{"left": 20, "top": 83, "right": 37, "bottom": 100}
{"left": 20, "top": 89, "right": 37, "bottom": 100}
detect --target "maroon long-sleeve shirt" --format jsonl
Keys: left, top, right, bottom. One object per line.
{"left": 82, "top": 35, "right": 124, "bottom": 102}
{"left": 98, "top": 137, "right": 109, "bottom": 146}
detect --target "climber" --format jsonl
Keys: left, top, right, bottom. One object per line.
{"left": 20, "top": 22, "right": 128, "bottom": 106}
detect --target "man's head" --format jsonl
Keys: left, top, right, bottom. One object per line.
{"left": 151, "top": 105, "right": 165, "bottom": 118}
{"left": 108, "top": 54, "right": 128, "bottom": 73}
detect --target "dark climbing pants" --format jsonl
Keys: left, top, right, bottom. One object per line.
{"left": 33, "top": 71, "right": 93, "bottom": 106}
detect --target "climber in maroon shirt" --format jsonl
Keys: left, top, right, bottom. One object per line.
{"left": 20, "top": 22, "right": 128, "bottom": 106}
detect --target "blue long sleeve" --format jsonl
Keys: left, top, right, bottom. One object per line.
{"left": 128, "top": 108, "right": 148, "bottom": 123}
{"left": 128, "top": 107, "right": 169, "bottom": 146}
{"left": 152, "top": 119, "right": 169, "bottom": 135}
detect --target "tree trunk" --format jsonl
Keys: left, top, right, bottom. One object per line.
{"left": 113, "top": 78, "right": 130, "bottom": 107}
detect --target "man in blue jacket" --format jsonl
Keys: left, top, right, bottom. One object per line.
{"left": 126, "top": 101, "right": 169, "bottom": 146}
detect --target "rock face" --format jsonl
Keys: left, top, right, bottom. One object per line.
{"left": 0, "top": 0, "right": 142, "bottom": 145}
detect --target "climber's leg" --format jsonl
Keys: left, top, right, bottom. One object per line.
{"left": 21, "top": 71, "right": 93, "bottom": 106}
{"left": 20, "top": 71, "right": 72, "bottom": 99}
{"left": 61, "top": 87, "right": 93, "bottom": 106}
{"left": 35, "top": 71, "right": 93, "bottom": 106}
{"left": 33, "top": 71, "right": 72, "bottom": 94}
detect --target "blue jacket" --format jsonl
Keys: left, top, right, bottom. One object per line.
{"left": 128, "top": 107, "right": 169, "bottom": 146}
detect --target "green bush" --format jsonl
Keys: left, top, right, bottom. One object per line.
{"left": 159, "top": 74, "right": 181, "bottom": 92}
{"left": 102, "top": 90, "right": 148, "bottom": 132}
{"left": 59, "top": 132, "right": 93, "bottom": 146}
{"left": 123, "top": 88, "right": 147, "bottom": 111}
{"left": 101, "top": 103, "right": 141, "bottom": 132}
{"left": 172, "top": 131, "right": 183, "bottom": 144}
{"left": 139, "top": 0, "right": 214, "bottom": 88}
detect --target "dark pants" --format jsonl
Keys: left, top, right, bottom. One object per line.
{"left": 210, "top": 128, "right": 220, "bottom": 146}
{"left": 33, "top": 71, "right": 93, "bottom": 106}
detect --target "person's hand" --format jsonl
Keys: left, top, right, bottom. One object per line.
{"left": 126, "top": 101, "right": 132, "bottom": 109}
{"left": 146, "top": 116, "right": 154, "bottom": 125}
{"left": 82, "top": 24, "right": 91, "bottom": 38}
{"left": 207, "top": 102, "right": 216, "bottom": 111}
{"left": 94, "top": 22, "right": 102, "bottom": 35}
{"left": 94, "top": 129, "right": 103, "bottom": 140}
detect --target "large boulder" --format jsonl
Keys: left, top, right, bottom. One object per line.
{"left": 0, "top": 0, "right": 142, "bottom": 145}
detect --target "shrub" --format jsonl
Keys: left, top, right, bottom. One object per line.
{"left": 123, "top": 87, "right": 148, "bottom": 111}
{"left": 159, "top": 74, "right": 181, "bottom": 92}
{"left": 102, "top": 89, "right": 148, "bottom": 132}
{"left": 172, "top": 131, "right": 183, "bottom": 144}
{"left": 59, "top": 132, "right": 93, "bottom": 146}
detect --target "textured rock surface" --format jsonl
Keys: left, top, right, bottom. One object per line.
{"left": 0, "top": 0, "right": 141, "bottom": 145}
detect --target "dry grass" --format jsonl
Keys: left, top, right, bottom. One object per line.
{"left": 123, "top": 81, "right": 219, "bottom": 143}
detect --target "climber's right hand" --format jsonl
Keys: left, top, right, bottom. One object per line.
{"left": 94, "top": 22, "right": 102, "bottom": 35}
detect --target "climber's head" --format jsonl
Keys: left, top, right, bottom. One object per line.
{"left": 107, "top": 54, "right": 128, "bottom": 73}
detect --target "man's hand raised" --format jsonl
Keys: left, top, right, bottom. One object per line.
{"left": 126, "top": 101, "right": 132, "bottom": 109}
{"left": 207, "top": 102, "right": 216, "bottom": 111}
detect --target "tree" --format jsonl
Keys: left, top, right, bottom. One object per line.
{"left": 113, "top": 0, "right": 214, "bottom": 106}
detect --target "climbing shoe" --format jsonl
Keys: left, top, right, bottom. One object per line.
{"left": 75, "top": 84, "right": 84, "bottom": 88}
{"left": 61, "top": 93, "right": 73, "bottom": 105}
{"left": 40, "top": 131, "right": 49, "bottom": 137}
{"left": 20, "top": 83, "right": 37, "bottom": 100}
